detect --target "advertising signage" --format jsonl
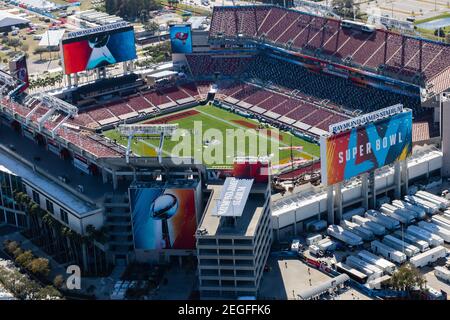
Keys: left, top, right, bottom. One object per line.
{"left": 169, "top": 24, "right": 192, "bottom": 54}
{"left": 320, "top": 109, "right": 412, "bottom": 186}
{"left": 61, "top": 24, "right": 137, "bottom": 74}
{"left": 9, "top": 54, "right": 29, "bottom": 93}
{"left": 129, "top": 187, "right": 197, "bottom": 250}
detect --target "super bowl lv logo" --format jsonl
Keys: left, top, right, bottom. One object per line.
{"left": 326, "top": 111, "right": 412, "bottom": 185}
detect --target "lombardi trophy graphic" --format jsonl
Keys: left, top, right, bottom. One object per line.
{"left": 86, "top": 33, "right": 116, "bottom": 70}
{"left": 149, "top": 193, "right": 178, "bottom": 249}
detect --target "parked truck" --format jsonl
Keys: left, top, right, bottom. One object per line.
{"left": 404, "top": 195, "right": 440, "bottom": 215}
{"left": 381, "top": 235, "right": 420, "bottom": 257}
{"left": 392, "top": 231, "right": 430, "bottom": 252}
{"left": 352, "top": 215, "right": 386, "bottom": 236}
{"left": 380, "top": 204, "right": 415, "bottom": 225}
{"left": 340, "top": 220, "right": 374, "bottom": 241}
{"left": 370, "top": 240, "right": 407, "bottom": 264}
{"left": 342, "top": 207, "right": 365, "bottom": 221}
{"left": 327, "top": 225, "right": 363, "bottom": 247}
{"left": 357, "top": 250, "right": 396, "bottom": 275}
{"left": 434, "top": 266, "right": 450, "bottom": 284}
{"left": 345, "top": 255, "right": 383, "bottom": 280}
{"left": 418, "top": 221, "right": 450, "bottom": 243}
{"left": 392, "top": 200, "right": 426, "bottom": 220}
{"left": 365, "top": 210, "right": 400, "bottom": 230}
{"left": 406, "top": 225, "right": 444, "bottom": 247}
{"left": 415, "top": 191, "right": 449, "bottom": 210}
{"left": 431, "top": 215, "right": 450, "bottom": 231}
{"left": 409, "top": 246, "right": 447, "bottom": 268}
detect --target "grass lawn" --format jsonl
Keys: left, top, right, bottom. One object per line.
{"left": 415, "top": 12, "right": 450, "bottom": 40}
{"left": 103, "top": 104, "right": 320, "bottom": 167}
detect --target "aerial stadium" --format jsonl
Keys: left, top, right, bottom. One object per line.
{"left": 0, "top": 3, "right": 450, "bottom": 300}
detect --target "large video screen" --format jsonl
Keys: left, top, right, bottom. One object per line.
{"left": 321, "top": 110, "right": 412, "bottom": 186}
{"left": 170, "top": 24, "right": 192, "bottom": 54}
{"left": 130, "top": 188, "right": 197, "bottom": 250}
{"left": 61, "top": 25, "right": 137, "bottom": 74}
{"left": 9, "top": 54, "right": 29, "bottom": 93}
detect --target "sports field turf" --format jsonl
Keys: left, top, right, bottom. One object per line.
{"left": 103, "top": 104, "right": 320, "bottom": 167}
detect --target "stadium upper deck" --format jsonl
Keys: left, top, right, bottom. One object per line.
{"left": 208, "top": 5, "right": 450, "bottom": 96}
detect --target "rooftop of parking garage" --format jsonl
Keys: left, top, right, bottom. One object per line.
{"left": 198, "top": 183, "right": 267, "bottom": 238}
{"left": 0, "top": 124, "right": 125, "bottom": 213}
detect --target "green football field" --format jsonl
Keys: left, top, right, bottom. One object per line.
{"left": 103, "top": 104, "right": 320, "bottom": 167}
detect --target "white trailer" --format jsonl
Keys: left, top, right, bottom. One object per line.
{"left": 380, "top": 204, "right": 415, "bottom": 224}
{"left": 370, "top": 240, "right": 407, "bottom": 264}
{"left": 365, "top": 210, "right": 400, "bottom": 230}
{"left": 434, "top": 266, "right": 450, "bottom": 283}
{"left": 340, "top": 220, "right": 374, "bottom": 241}
{"left": 416, "top": 191, "right": 449, "bottom": 209}
{"left": 409, "top": 246, "right": 447, "bottom": 268}
{"left": 317, "top": 238, "right": 338, "bottom": 251}
{"left": 342, "top": 207, "right": 365, "bottom": 221}
{"left": 306, "top": 234, "right": 322, "bottom": 246}
{"left": 309, "top": 245, "right": 321, "bottom": 256}
{"left": 327, "top": 225, "right": 363, "bottom": 246}
{"left": 406, "top": 225, "right": 444, "bottom": 247}
{"left": 352, "top": 215, "right": 386, "bottom": 236}
{"left": 357, "top": 250, "right": 396, "bottom": 275}
{"left": 418, "top": 221, "right": 450, "bottom": 243}
{"left": 381, "top": 235, "right": 420, "bottom": 257}
{"left": 392, "top": 231, "right": 430, "bottom": 252}
{"left": 392, "top": 200, "right": 426, "bottom": 220}
{"left": 404, "top": 195, "right": 439, "bottom": 215}
{"left": 431, "top": 216, "right": 450, "bottom": 231}
{"left": 345, "top": 255, "right": 383, "bottom": 280}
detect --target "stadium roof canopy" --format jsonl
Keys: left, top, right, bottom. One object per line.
{"left": 0, "top": 11, "right": 30, "bottom": 28}
{"left": 39, "top": 29, "right": 65, "bottom": 47}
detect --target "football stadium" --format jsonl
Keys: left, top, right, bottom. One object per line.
{"left": 0, "top": 3, "right": 450, "bottom": 300}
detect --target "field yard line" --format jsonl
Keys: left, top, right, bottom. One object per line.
{"left": 196, "top": 108, "right": 317, "bottom": 158}
{"left": 139, "top": 140, "right": 174, "bottom": 157}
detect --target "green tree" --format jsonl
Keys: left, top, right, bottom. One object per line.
{"left": 35, "top": 285, "right": 62, "bottom": 300}
{"left": 12, "top": 247, "right": 23, "bottom": 258}
{"left": 434, "top": 28, "right": 446, "bottom": 38}
{"left": 53, "top": 275, "right": 64, "bottom": 289}
{"left": 4, "top": 240, "right": 19, "bottom": 254}
{"left": 144, "top": 20, "right": 160, "bottom": 34}
{"left": 8, "top": 38, "right": 22, "bottom": 51}
{"left": 390, "top": 263, "right": 426, "bottom": 292}
{"left": 28, "top": 258, "right": 50, "bottom": 277}
{"left": 332, "top": 0, "right": 360, "bottom": 19}
{"left": 105, "top": 0, "right": 160, "bottom": 21}
{"left": 33, "top": 47, "right": 47, "bottom": 61}
{"left": 15, "top": 250, "right": 34, "bottom": 269}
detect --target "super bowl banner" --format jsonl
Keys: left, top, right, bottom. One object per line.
{"left": 129, "top": 188, "right": 197, "bottom": 250}
{"left": 320, "top": 110, "right": 412, "bottom": 186}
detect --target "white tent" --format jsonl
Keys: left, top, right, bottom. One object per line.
{"left": 17, "top": 0, "right": 57, "bottom": 10}
{"left": 38, "top": 29, "right": 65, "bottom": 47}
{"left": 0, "top": 11, "right": 30, "bottom": 29}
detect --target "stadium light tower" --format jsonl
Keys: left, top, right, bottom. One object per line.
{"left": 118, "top": 124, "right": 178, "bottom": 164}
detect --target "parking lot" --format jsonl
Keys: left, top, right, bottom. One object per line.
{"left": 259, "top": 256, "right": 372, "bottom": 300}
